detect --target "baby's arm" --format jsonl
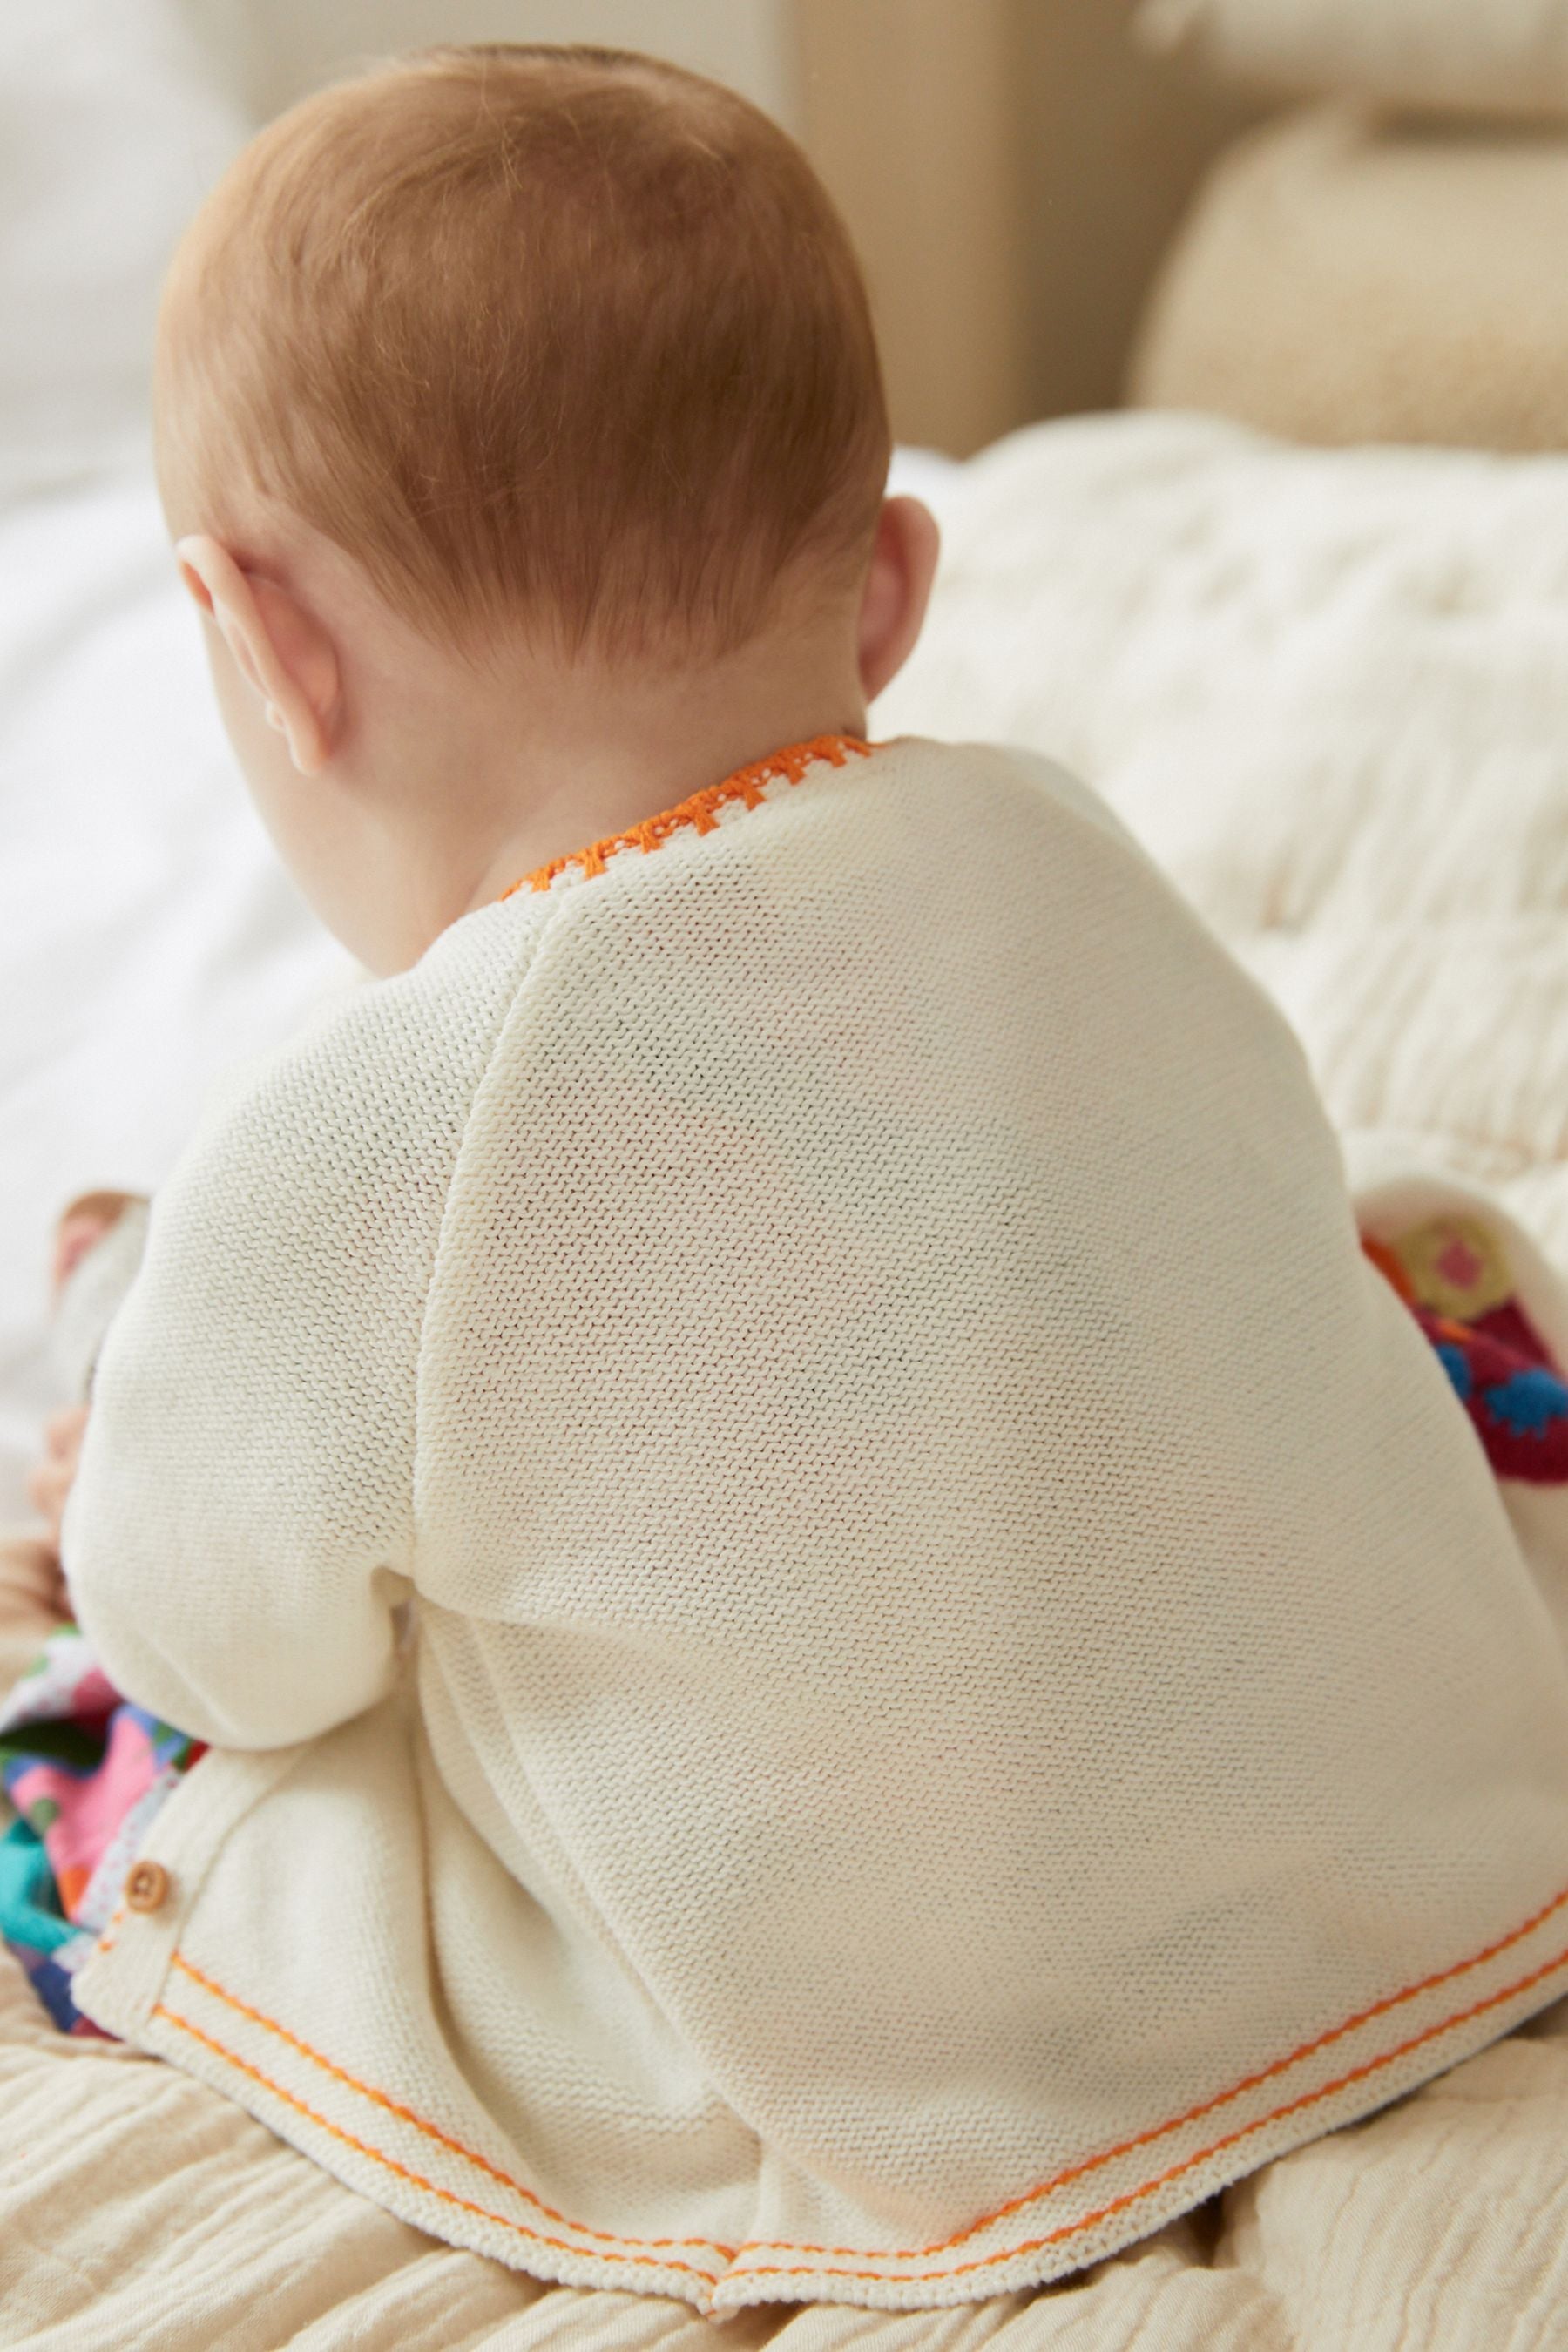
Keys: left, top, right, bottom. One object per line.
{"left": 58, "top": 903, "right": 542, "bottom": 1751}
{"left": 57, "top": 997, "right": 439, "bottom": 1752}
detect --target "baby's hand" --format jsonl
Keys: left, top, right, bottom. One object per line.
{"left": 26, "top": 1193, "right": 138, "bottom": 1563}
{"left": 51, "top": 1190, "right": 139, "bottom": 1301}
{"left": 0, "top": 1531, "right": 68, "bottom": 1636}
{"left": 27, "top": 1404, "right": 90, "bottom": 1558}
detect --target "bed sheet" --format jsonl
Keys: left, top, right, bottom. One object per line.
{"left": 5, "top": 1903, "right": 1567, "bottom": 2352}
{"left": 0, "top": 475, "right": 351, "bottom": 1517}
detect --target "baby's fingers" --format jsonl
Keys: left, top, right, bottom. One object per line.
{"left": 0, "top": 1535, "right": 68, "bottom": 1634}
{"left": 51, "top": 1191, "right": 137, "bottom": 1299}
{"left": 43, "top": 1405, "right": 89, "bottom": 1460}
{"left": 26, "top": 1455, "right": 72, "bottom": 1537}
{"left": 28, "top": 1407, "right": 90, "bottom": 1545}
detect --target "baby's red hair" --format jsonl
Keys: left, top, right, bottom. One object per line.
{"left": 155, "top": 44, "right": 891, "bottom": 661}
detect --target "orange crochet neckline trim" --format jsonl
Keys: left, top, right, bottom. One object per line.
{"left": 498, "top": 733, "right": 871, "bottom": 900}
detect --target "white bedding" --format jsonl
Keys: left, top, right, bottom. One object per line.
{"left": 4, "top": 1911, "right": 1566, "bottom": 2350}
{"left": 879, "top": 413, "right": 1568, "bottom": 1256}
{"left": 0, "top": 476, "right": 349, "bottom": 1512}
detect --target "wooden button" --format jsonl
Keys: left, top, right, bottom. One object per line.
{"left": 124, "top": 1859, "right": 171, "bottom": 1915}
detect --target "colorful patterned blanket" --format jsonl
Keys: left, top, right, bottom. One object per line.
{"left": 0, "top": 1632, "right": 203, "bottom": 2034}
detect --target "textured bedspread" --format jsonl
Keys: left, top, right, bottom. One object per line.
{"left": 8, "top": 412, "right": 1568, "bottom": 2347}
{"left": 879, "top": 412, "right": 1568, "bottom": 1264}
{"left": 4, "top": 1910, "right": 1567, "bottom": 2349}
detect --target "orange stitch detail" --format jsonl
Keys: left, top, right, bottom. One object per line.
{"left": 92, "top": 1901, "right": 127, "bottom": 1957}
{"left": 166, "top": 1953, "right": 736, "bottom": 2261}
{"left": 499, "top": 734, "right": 869, "bottom": 900}
{"left": 162, "top": 1874, "right": 1568, "bottom": 2286}
{"left": 727, "top": 1929, "right": 1568, "bottom": 2288}
{"left": 153, "top": 2005, "right": 727, "bottom": 2288}
{"left": 158, "top": 1930, "right": 1568, "bottom": 2300}
{"left": 730, "top": 1868, "right": 1568, "bottom": 2263}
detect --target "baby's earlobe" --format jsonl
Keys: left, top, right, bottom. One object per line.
{"left": 178, "top": 560, "right": 214, "bottom": 616}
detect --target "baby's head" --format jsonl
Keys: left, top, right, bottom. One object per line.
{"left": 156, "top": 45, "right": 938, "bottom": 971}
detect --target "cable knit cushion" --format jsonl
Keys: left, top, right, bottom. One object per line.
{"left": 1137, "top": 0, "right": 1568, "bottom": 120}
{"left": 1130, "top": 105, "right": 1568, "bottom": 451}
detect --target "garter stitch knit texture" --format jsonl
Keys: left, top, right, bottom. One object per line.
{"left": 60, "top": 736, "right": 1568, "bottom": 2312}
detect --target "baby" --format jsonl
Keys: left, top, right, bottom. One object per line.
{"left": 14, "top": 42, "right": 1568, "bottom": 2318}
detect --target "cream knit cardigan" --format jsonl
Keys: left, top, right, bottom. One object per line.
{"left": 62, "top": 735, "right": 1568, "bottom": 2314}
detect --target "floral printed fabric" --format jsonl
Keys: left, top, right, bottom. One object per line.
{"left": 0, "top": 1627, "right": 203, "bottom": 2034}
{"left": 1363, "top": 1216, "right": 1568, "bottom": 1484}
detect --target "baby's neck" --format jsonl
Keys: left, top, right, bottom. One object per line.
{"left": 450, "top": 632, "right": 869, "bottom": 916}
{"left": 325, "top": 595, "right": 872, "bottom": 970}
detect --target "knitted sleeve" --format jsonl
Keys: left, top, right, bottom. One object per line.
{"left": 60, "top": 902, "right": 544, "bottom": 1750}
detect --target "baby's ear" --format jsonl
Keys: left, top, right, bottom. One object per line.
{"left": 856, "top": 497, "right": 941, "bottom": 705}
{"left": 174, "top": 534, "right": 341, "bottom": 776}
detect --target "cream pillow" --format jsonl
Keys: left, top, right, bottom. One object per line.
{"left": 1138, "top": 0, "right": 1568, "bottom": 120}
{"left": 1130, "top": 105, "right": 1568, "bottom": 450}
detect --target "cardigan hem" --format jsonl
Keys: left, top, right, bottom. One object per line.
{"left": 113, "top": 1877, "right": 1568, "bottom": 2313}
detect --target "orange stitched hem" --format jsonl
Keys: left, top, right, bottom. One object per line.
{"left": 153, "top": 2005, "right": 726, "bottom": 2291}
{"left": 155, "top": 1929, "right": 1568, "bottom": 2295}
{"left": 164, "top": 1952, "right": 735, "bottom": 2258}
{"left": 164, "top": 1868, "right": 1568, "bottom": 2272}
{"left": 732, "top": 1928, "right": 1568, "bottom": 2288}
{"left": 498, "top": 734, "right": 870, "bottom": 899}
{"left": 760, "top": 1868, "right": 1568, "bottom": 2262}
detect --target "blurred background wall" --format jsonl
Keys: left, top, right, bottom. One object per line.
{"left": 796, "top": 0, "right": 1261, "bottom": 454}
{"left": 214, "top": 0, "right": 798, "bottom": 125}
